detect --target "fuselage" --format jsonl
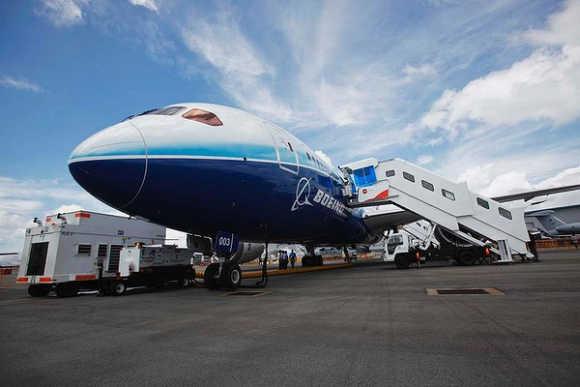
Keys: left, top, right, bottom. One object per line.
{"left": 69, "top": 103, "right": 372, "bottom": 245}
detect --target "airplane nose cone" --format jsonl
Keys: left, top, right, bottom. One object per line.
{"left": 68, "top": 121, "right": 147, "bottom": 210}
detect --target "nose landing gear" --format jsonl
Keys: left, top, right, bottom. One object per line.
{"left": 204, "top": 261, "right": 243, "bottom": 290}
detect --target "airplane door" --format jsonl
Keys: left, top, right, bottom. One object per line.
{"left": 271, "top": 128, "right": 299, "bottom": 174}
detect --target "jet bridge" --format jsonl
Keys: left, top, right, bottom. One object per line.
{"left": 341, "top": 158, "right": 531, "bottom": 262}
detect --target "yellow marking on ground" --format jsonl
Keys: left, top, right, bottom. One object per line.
{"left": 195, "top": 263, "right": 353, "bottom": 279}
{"left": 484, "top": 287, "right": 505, "bottom": 296}
{"left": 223, "top": 291, "right": 271, "bottom": 297}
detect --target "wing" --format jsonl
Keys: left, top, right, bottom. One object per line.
{"left": 493, "top": 184, "right": 580, "bottom": 202}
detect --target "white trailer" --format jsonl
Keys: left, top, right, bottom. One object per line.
{"left": 17, "top": 210, "right": 167, "bottom": 297}
{"left": 111, "top": 244, "right": 197, "bottom": 295}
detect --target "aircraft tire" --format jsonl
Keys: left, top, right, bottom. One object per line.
{"left": 223, "top": 264, "right": 242, "bottom": 290}
{"left": 28, "top": 285, "right": 51, "bottom": 297}
{"left": 204, "top": 263, "right": 220, "bottom": 290}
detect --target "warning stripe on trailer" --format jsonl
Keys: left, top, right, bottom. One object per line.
{"left": 75, "top": 274, "right": 97, "bottom": 281}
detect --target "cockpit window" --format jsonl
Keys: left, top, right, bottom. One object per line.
{"left": 155, "top": 106, "right": 186, "bottom": 115}
{"left": 182, "top": 108, "right": 223, "bottom": 126}
{"left": 138, "top": 106, "right": 185, "bottom": 116}
{"left": 123, "top": 106, "right": 186, "bottom": 121}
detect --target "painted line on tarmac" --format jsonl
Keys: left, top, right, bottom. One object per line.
{"left": 196, "top": 263, "right": 353, "bottom": 279}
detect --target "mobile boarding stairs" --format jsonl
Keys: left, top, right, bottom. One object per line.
{"left": 340, "top": 158, "right": 532, "bottom": 263}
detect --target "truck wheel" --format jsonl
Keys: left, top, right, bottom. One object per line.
{"left": 223, "top": 264, "right": 242, "bottom": 290}
{"left": 204, "top": 263, "right": 220, "bottom": 290}
{"left": 457, "top": 251, "right": 477, "bottom": 266}
{"left": 56, "top": 283, "right": 78, "bottom": 297}
{"left": 179, "top": 269, "right": 196, "bottom": 287}
{"left": 112, "top": 281, "right": 127, "bottom": 296}
{"left": 395, "top": 254, "right": 410, "bottom": 269}
{"left": 28, "top": 285, "right": 50, "bottom": 297}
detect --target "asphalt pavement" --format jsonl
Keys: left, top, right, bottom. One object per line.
{"left": 1, "top": 249, "right": 579, "bottom": 386}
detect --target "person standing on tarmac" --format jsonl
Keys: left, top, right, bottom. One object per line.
{"left": 289, "top": 250, "right": 296, "bottom": 269}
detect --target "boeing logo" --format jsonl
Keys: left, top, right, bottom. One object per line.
{"left": 291, "top": 177, "right": 313, "bottom": 212}
{"left": 291, "top": 177, "right": 348, "bottom": 217}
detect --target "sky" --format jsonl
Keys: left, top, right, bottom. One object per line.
{"left": 1, "top": 0, "right": 580, "bottom": 259}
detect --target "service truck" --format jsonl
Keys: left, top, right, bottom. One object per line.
{"left": 385, "top": 220, "right": 492, "bottom": 269}
{"left": 17, "top": 210, "right": 206, "bottom": 297}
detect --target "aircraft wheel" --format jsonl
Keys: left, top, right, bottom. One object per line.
{"left": 28, "top": 285, "right": 51, "bottom": 297}
{"left": 204, "top": 263, "right": 220, "bottom": 290}
{"left": 302, "top": 255, "right": 312, "bottom": 267}
{"left": 223, "top": 264, "right": 242, "bottom": 290}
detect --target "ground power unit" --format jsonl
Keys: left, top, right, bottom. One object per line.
{"left": 16, "top": 210, "right": 198, "bottom": 297}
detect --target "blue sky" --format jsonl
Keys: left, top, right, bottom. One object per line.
{"left": 1, "top": 0, "right": 580, "bottom": 255}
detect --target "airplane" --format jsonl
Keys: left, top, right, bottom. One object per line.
{"left": 524, "top": 210, "right": 580, "bottom": 236}
{"left": 493, "top": 185, "right": 580, "bottom": 237}
{"left": 69, "top": 103, "right": 384, "bottom": 289}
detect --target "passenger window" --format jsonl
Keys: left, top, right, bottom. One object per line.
{"left": 441, "top": 189, "right": 455, "bottom": 201}
{"left": 385, "top": 170, "right": 395, "bottom": 177}
{"left": 403, "top": 172, "right": 415, "bottom": 182}
{"left": 477, "top": 198, "right": 490, "bottom": 209}
{"left": 78, "top": 244, "right": 91, "bottom": 255}
{"left": 182, "top": 108, "right": 223, "bottom": 126}
{"left": 421, "top": 180, "right": 434, "bottom": 191}
{"left": 499, "top": 207, "right": 512, "bottom": 220}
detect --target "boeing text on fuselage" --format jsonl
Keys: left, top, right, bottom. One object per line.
{"left": 291, "top": 177, "right": 348, "bottom": 217}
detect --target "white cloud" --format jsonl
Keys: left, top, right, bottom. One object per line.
{"left": 0, "top": 199, "right": 43, "bottom": 212}
{"left": 442, "top": 135, "right": 580, "bottom": 197}
{"left": 421, "top": 0, "right": 580, "bottom": 137}
{"left": 0, "top": 76, "right": 43, "bottom": 92}
{"left": 49, "top": 204, "right": 84, "bottom": 215}
{"left": 180, "top": 9, "right": 292, "bottom": 122}
{"left": 416, "top": 154, "right": 434, "bottom": 166}
{"left": 522, "top": 0, "right": 580, "bottom": 47}
{"left": 421, "top": 47, "right": 580, "bottom": 135}
{"left": 0, "top": 253, "right": 20, "bottom": 266}
{"left": 536, "top": 165, "right": 580, "bottom": 189}
{"left": 277, "top": 1, "right": 395, "bottom": 129}
{"left": 36, "top": 0, "right": 85, "bottom": 27}
{"left": 128, "top": 0, "right": 158, "bottom": 13}
{"left": 402, "top": 64, "right": 437, "bottom": 83}
{"left": 0, "top": 177, "right": 120, "bottom": 255}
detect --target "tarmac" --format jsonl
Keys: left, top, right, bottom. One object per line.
{"left": 1, "top": 249, "right": 579, "bottom": 386}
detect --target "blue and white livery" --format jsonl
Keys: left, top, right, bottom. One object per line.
{"left": 69, "top": 103, "right": 375, "bottom": 246}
